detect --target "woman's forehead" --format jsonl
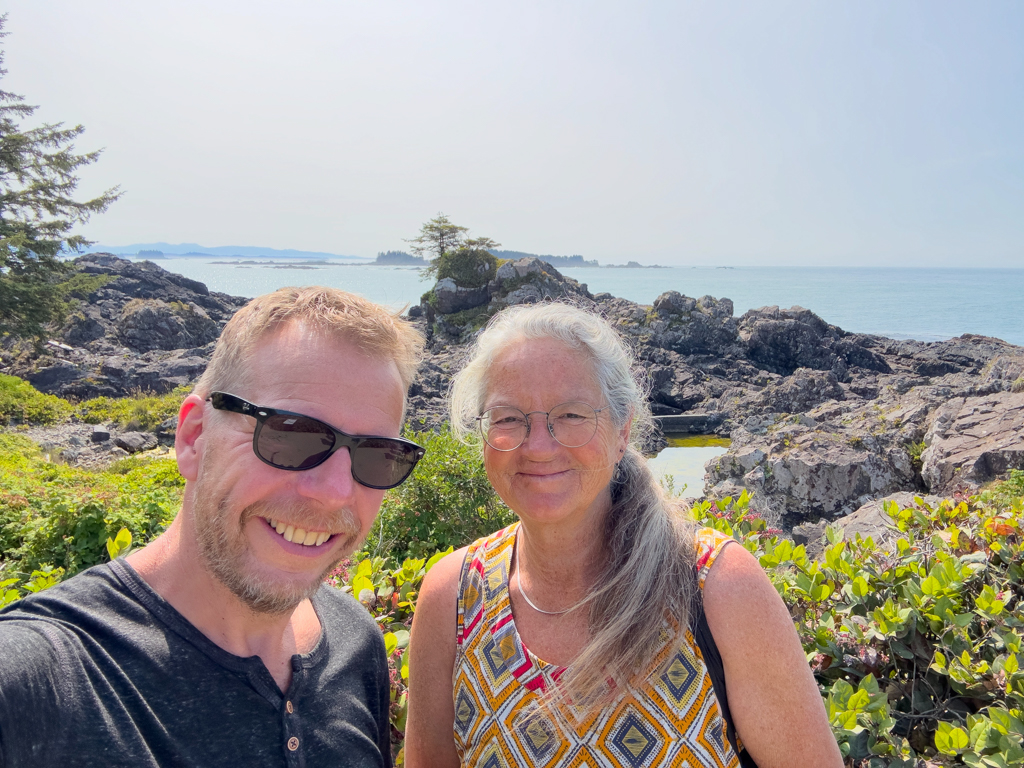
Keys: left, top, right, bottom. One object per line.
{"left": 485, "top": 337, "right": 601, "bottom": 399}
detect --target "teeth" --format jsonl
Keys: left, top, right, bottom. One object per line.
{"left": 271, "top": 520, "right": 328, "bottom": 547}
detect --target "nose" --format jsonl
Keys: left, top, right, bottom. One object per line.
{"left": 520, "top": 412, "right": 560, "bottom": 455}
{"left": 292, "top": 446, "right": 361, "bottom": 508}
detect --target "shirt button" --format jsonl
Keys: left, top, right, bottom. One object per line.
{"left": 286, "top": 701, "right": 294, "bottom": 714}
{"left": 287, "top": 737, "right": 299, "bottom": 751}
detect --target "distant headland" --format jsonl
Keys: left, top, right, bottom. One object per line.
{"left": 88, "top": 243, "right": 667, "bottom": 268}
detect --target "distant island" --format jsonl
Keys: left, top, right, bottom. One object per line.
{"left": 85, "top": 242, "right": 368, "bottom": 262}
{"left": 605, "top": 260, "right": 668, "bottom": 269}
{"left": 374, "top": 250, "right": 426, "bottom": 266}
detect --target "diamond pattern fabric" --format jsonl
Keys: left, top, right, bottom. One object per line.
{"left": 452, "top": 523, "right": 741, "bottom": 767}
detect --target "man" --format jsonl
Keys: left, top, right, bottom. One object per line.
{"left": 0, "top": 287, "right": 425, "bottom": 767}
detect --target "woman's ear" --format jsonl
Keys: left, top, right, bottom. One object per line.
{"left": 618, "top": 408, "right": 634, "bottom": 454}
{"left": 175, "top": 394, "right": 207, "bottom": 482}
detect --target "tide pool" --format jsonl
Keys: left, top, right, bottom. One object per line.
{"left": 646, "top": 435, "right": 731, "bottom": 497}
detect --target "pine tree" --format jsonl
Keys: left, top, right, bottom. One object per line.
{"left": 0, "top": 14, "right": 120, "bottom": 340}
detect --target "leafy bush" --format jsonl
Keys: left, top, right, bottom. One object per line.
{"left": 0, "top": 434, "right": 181, "bottom": 577}
{"left": 326, "top": 549, "right": 450, "bottom": 762}
{"left": 77, "top": 385, "right": 190, "bottom": 430}
{"left": 434, "top": 247, "right": 497, "bottom": 289}
{"left": 693, "top": 488, "right": 1024, "bottom": 767}
{"left": 0, "top": 374, "right": 73, "bottom": 425}
{"left": 361, "top": 425, "right": 515, "bottom": 562}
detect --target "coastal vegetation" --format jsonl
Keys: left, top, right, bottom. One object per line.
{"left": 1, "top": 376, "right": 1022, "bottom": 766}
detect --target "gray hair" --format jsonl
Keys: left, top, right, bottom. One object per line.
{"left": 448, "top": 302, "right": 698, "bottom": 715}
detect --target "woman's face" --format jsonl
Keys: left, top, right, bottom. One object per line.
{"left": 481, "top": 337, "right": 629, "bottom": 528}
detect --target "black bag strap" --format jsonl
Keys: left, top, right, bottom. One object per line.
{"left": 690, "top": 566, "right": 759, "bottom": 768}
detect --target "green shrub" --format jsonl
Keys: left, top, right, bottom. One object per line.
{"left": 326, "top": 549, "right": 450, "bottom": 762}
{"left": 434, "top": 247, "right": 497, "bottom": 289}
{"left": 693, "top": 487, "right": 1024, "bottom": 766}
{"left": 0, "top": 374, "right": 73, "bottom": 426}
{"left": 77, "top": 385, "right": 190, "bottom": 430}
{"left": 0, "top": 436, "right": 182, "bottom": 577}
{"left": 360, "top": 424, "right": 515, "bottom": 563}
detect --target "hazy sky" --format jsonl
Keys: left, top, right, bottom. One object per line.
{"left": 4, "top": 1, "right": 1022, "bottom": 266}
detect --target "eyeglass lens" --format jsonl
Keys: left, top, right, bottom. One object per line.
{"left": 480, "top": 402, "right": 600, "bottom": 451}
{"left": 257, "top": 414, "right": 334, "bottom": 470}
{"left": 256, "top": 414, "right": 419, "bottom": 488}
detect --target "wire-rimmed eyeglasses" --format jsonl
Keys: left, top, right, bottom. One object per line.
{"left": 476, "top": 402, "right": 609, "bottom": 451}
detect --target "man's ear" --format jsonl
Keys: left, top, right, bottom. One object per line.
{"left": 175, "top": 394, "right": 207, "bottom": 482}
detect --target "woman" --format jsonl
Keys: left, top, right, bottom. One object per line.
{"left": 405, "top": 302, "right": 841, "bottom": 768}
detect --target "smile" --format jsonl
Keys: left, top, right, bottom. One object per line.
{"left": 265, "top": 518, "right": 334, "bottom": 547}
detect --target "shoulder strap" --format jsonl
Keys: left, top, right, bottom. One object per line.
{"left": 690, "top": 566, "right": 759, "bottom": 768}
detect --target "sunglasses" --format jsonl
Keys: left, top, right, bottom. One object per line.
{"left": 206, "top": 392, "right": 425, "bottom": 490}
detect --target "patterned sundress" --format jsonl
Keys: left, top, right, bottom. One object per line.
{"left": 453, "top": 523, "right": 741, "bottom": 768}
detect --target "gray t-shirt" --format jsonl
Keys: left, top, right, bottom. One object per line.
{"left": 0, "top": 559, "right": 392, "bottom": 767}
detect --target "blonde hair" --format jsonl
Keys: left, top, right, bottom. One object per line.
{"left": 449, "top": 302, "right": 698, "bottom": 715}
{"left": 195, "top": 286, "right": 423, "bottom": 399}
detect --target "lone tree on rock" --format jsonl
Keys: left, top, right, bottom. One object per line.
{"left": 0, "top": 14, "right": 120, "bottom": 341}
{"left": 406, "top": 214, "right": 500, "bottom": 282}
{"left": 405, "top": 213, "right": 469, "bottom": 262}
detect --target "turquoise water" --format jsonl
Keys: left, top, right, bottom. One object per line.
{"left": 152, "top": 258, "right": 1023, "bottom": 345}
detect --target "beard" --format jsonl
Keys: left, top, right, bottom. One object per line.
{"left": 192, "top": 478, "right": 362, "bottom": 616}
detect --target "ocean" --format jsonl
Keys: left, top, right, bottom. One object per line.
{"left": 148, "top": 258, "right": 1024, "bottom": 346}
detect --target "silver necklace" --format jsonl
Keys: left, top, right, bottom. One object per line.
{"left": 513, "top": 531, "right": 581, "bottom": 616}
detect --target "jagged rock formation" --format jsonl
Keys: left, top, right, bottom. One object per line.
{"left": 2, "top": 254, "right": 248, "bottom": 399}
{"left": 4, "top": 254, "right": 1023, "bottom": 531}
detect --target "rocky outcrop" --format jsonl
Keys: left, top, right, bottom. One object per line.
{"left": 4, "top": 254, "right": 1023, "bottom": 529}
{"left": 117, "top": 298, "right": 220, "bottom": 352}
{"left": 3, "top": 254, "right": 247, "bottom": 399}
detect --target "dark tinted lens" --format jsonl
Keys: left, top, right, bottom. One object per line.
{"left": 257, "top": 414, "right": 335, "bottom": 469}
{"left": 351, "top": 438, "right": 419, "bottom": 489}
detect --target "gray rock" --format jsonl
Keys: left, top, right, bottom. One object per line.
{"left": 114, "top": 432, "right": 158, "bottom": 453}
{"left": 761, "top": 368, "right": 845, "bottom": 413}
{"left": 118, "top": 299, "right": 219, "bottom": 352}
{"left": 430, "top": 278, "right": 491, "bottom": 315}
{"left": 921, "top": 392, "right": 1024, "bottom": 492}
{"left": 791, "top": 520, "right": 829, "bottom": 560}
{"left": 91, "top": 427, "right": 110, "bottom": 443}
{"left": 833, "top": 492, "right": 944, "bottom": 550}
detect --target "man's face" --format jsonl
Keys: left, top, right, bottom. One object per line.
{"left": 185, "top": 322, "right": 406, "bottom": 614}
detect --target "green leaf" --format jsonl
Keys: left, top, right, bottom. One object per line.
{"left": 383, "top": 632, "right": 398, "bottom": 656}
{"left": 105, "top": 527, "right": 133, "bottom": 560}
{"left": 935, "top": 722, "right": 969, "bottom": 754}
{"left": 847, "top": 689, "right": 870, "bottom": 711}
{"left": 392, "top": 629, "right": 411, "bottom": 649}
{"left": 851, "top": 576, "right": 870, "bottom": 598}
